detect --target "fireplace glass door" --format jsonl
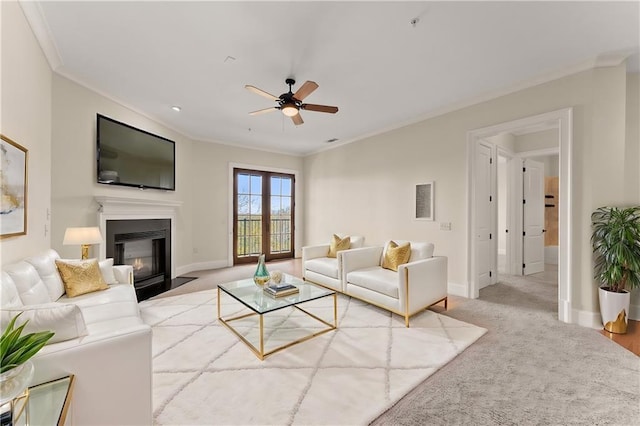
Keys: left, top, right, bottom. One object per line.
{"left": 113, "top": 231, "right": 167, "bottom": 289}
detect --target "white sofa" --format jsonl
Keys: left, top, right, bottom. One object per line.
{"left": 0, "top": 249, "right": 152, "bottom": 425}
{"left": 342, "top": 241, "right": 448, "bottom": 327}
{"left": 302, "top": 235, "right": 365, "bottom": 291}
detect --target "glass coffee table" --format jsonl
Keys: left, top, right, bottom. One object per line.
{"left": 217, "top": 274, "right": 337, "bottom": 360}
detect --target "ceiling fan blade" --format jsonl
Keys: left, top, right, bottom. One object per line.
{"left": 293, "top": 81, "right": 319, "bottom": 101}
{"left": 291, "top": 113, "right": 304, "bottom": 126}
{"left": 245, "top": 85, "right": 278, "bottom": 101}
{"left": 249, "top": 107, "right": 278, "bottom": 115}
{"left": 301, "top": 103, "right": 339, "bottom": 114}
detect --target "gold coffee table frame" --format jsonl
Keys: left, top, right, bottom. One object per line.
{"left": 217, "top": 275, "right": 337, "bottom": 360}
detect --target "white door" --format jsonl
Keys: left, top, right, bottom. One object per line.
{"left": 523, "top": 159, "right": 545, "bottom": 275}
{"left": 475, "top": 142, "right": 493, "bottom": 289}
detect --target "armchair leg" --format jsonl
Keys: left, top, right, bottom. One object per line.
{"left": 444, "top": 297, "right": 448, "bottom": 310}
{"left": 405, "top": 313, "right": 410, "bottom": 328}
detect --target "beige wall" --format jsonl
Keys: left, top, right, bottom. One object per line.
{"left": 189, "top": 141, "right": 303, "bottom": 267}
{"left": 627, "top": 72, "right": 640, "bottom": 316}
{"left": 51, "top": 75, "right": 193, "bottom": 264}
{"left": 0, "top": 1, "right": 52, "bottom": 265}
{"left": 304, "top": 64, "right": 636, "bottom": 319}
{"left": 50, "top": 75, "right": 303, "bottom": 271}
{"left": 3, "top": 2, "right": 638, "bottom": 323}
{"left": 514, "top": 129, "right": 558, "bottom": 152}
{"left": 626, "top": 73, "right": 639, "bottom": 203}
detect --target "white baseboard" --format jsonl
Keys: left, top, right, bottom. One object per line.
{"left": 176, "top": 260, "right": 229, "bottom": 277}
{"left": 447, "top": 281, "right": 468, "bottom": 298}
{"left": 630, "top": 302, "right": 640, "bottom": 321}
{"left": 572, "top": 308, "right": 602, "bottom": 330}
{"left": 572, "top": 304, "right": 639, "bottom": 326}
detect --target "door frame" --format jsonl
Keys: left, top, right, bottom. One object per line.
{"left": 232, "top": 168, "right": 295, "bottom": 264}
{"left": 228, "top": 163, "right": 302, "bottom": 267}
{"left": 466, "top": 107, "right": 573, "bottom": 324}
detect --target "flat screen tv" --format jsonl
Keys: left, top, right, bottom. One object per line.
{"left": 97, "top": 114, "right": 175, "bottom": 191}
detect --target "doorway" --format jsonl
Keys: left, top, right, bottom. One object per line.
{"left": 233, "top": 168, "right": 295, "bottom": 265}
{"left": 467, "top": 108, "right": 573, "bottom": 324}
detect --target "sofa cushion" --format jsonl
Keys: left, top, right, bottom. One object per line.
{"left": 0, "top": 303, "right": 88, "bottom": 344}
{"left": 328, "top": 234, "right": 350, "bottom": 258}
{"left": 58, "top": 284, "right": 140, "bottom": 325}
{"left": 382, "top": 241, "right": 411, "bottom": 272}
{"left": 347, "top": 267, "right": 399, "bottom": 299}
{"left": 408, "top": 242, "right": 434, "bottom": 261}
{"left": 3, "top": 261, "right": 52, "bottom": 305}
{"left": 55, "top": 259, "right": 109, "bottom": 298}
{"left": 25, "top": 249, "right": 65, "bottom": 301}
{"left": 382, "top": 240, "right": 434, "bottom": 263}
{"left": 85, "top": 315, "right": 144, "bottom": 336}
{"left": 0, "top": 272, "right": 23, "bottom": 308}
{"left": 99, "top": 259, "right": 118, "bottom": 285}
{"left": 305, "top": 257, "right": 339, "bottom": 279}
{"left": 350, "top": 236, "right": 365, "bottom": 249}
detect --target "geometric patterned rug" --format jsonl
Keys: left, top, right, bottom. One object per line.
{"left": 139, "top": 289, "right": 487, "bottom": 425}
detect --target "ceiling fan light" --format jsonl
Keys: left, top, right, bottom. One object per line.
{"left": 281, "top": 104, "right": 299, "bottom": 117}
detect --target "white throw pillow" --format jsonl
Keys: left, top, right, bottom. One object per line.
{"left": 1, "top": 303, "right": 88, "bottom": 344}
{"left": 99, "top": 259, "right": 118, "bottom": 285}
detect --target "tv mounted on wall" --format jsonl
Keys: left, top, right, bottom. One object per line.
{"left": 97, "top": 114, "right": 175, "bottom": 191}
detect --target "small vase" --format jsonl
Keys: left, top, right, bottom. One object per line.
{"left": 253, "top": 254, "right": 270, "bottom": 287}
{"left": 0, "top": 360, "right": 34, "bottom": 406}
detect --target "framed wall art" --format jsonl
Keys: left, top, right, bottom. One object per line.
{"left": 415, "top": 182, "right": 434, "bottom": 221}
{"left": 1, "top": 134, "right": 28, "bottom": 238}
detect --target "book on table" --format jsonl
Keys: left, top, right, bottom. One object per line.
{"left": 264, "top": 283, "right": 299, "bottom": 298}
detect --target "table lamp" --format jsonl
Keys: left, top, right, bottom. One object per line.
{"left": 63, "top": 227, "right": 103, "bottom": 259}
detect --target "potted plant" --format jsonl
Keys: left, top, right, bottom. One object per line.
{"left": 591, "top": 206, "right": 640, "bottom": 334}
{"left": 0, "top": 313, "right": 54, "bottom": 404}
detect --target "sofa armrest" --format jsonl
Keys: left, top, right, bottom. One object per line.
{"left": 302, "top": 244, "right": 331, "bottom": 263}
{"left": 398, "top": 256, "right": 448, "bottom": 314}
{"left": 32, "top": 323, "right": 152, "bottom": 425}
{"left": 113, "top": 264, "right": 134, "bottom": 284}
{"left": 342, "top": 246, "right": 384, "bottom": 277}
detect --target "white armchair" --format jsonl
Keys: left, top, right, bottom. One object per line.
{"left": 302, "top": 235, "right": 365, "bottom": 291}
{"left": 342, "top": 241, "right": 448, "bottom": 327}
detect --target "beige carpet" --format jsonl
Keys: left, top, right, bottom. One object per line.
{"left": 140, "top": 283, "right": 486, "bottom": 425}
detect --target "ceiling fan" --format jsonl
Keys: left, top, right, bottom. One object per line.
{"left": 245, "top": 78, "right": 338, "bottom": 126}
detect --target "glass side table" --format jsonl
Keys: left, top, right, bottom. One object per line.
{"left": 3, "top": 375, "right": 75, "bottom": 426}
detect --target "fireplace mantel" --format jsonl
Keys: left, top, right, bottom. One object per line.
{"left": 95, "top": 196, "right": 182, "bottom": 213}
{"left": 95, "top": 196, "right": 182, "bottom": 278}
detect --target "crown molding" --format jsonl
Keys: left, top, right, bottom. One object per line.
{"left": 19, "top": 0, "right": 63, "bottom": 71}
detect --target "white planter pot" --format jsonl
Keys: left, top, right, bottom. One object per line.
{"left": 598, "top": 286, "right": 630, "bottom": 334}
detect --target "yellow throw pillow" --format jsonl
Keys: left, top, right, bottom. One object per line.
{"left": 327, "top": 234, "right": 351, "bottom": 258}
{"left": 382, "top": 241, "right": 411, "bottom": 272}
{"left": 55, "top": 259, "right": 109, "bottom": 298}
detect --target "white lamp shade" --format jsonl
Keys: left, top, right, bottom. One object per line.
{"left": 63, "top": 227, "right": 103, "bottom": 245}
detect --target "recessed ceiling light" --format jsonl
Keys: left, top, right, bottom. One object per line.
{"left": 171, "top": 105, "right": 182, "bottom": 112}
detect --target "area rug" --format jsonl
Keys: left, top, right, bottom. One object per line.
{"left": 139, "top": 289, "right": 487, "bottom": 425}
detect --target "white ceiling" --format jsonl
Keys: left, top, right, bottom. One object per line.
{"left": 23, "top": 1, "right": 640, "bottom": 156}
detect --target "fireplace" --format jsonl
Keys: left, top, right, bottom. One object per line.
{"left": 106, "top": 219, "right": 171, "bottom": 301}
